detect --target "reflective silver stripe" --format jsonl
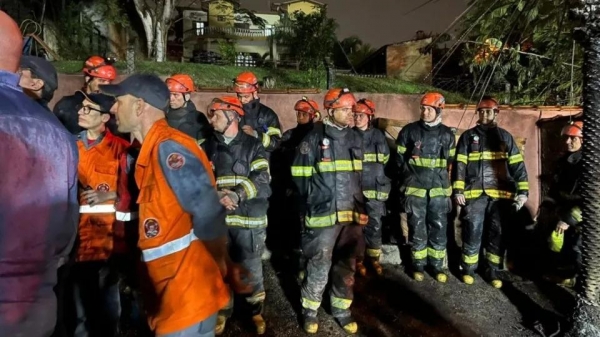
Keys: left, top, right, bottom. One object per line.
{"left": 116, "top": 211, "right": 138, "bottom": 221}
{"left": 79, "top": 204, "right": 115, "bottom": 213}
{"left": 141, "top": 229, "right": 198, "bottom": 262}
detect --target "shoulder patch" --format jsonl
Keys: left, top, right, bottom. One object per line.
{"left": 143, "top": 218, "right": 160, "bottom": 238}
{"left": 299, "top": 141, "right": 310, "bottom": 155}
{"left": 166, "top": 152, "right": 186, "bottom": 170}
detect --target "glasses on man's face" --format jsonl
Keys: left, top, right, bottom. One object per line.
{"left": 78, "top": 104, "right": 104, "bottom": 115}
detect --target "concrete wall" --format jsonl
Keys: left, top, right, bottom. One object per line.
{"left": 50, "top": 74, "right": 582, "bottom": 216}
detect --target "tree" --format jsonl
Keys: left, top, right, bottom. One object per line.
{"left": 131, "top": 0, "right": 178, "bottom": 62}
{"left": 274, "top": 7, "right": 338, "bottom": 70}
{"left": 458, "top": 0, "right": 583, "bottom": 104}
{"left": 333, "top": 35, "right": 376, "bottom": 69}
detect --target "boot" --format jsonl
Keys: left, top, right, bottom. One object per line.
{"left": 413, "top": 266, "right": 425, "bottom": 282}
{"left": 302, "top": 310, "right": 319, "bottom": 334}
{"left": 356, "top": 261, "right": 367, "bottom": 277}
{"left": 371, "top": 260, "right": 383, "bottom": 276}
{"left": 486, "top": 269, "right": 503, "bottom": 289}
{"left": 335, "top": 316, "right": 358, "bottom": 334}
{"left": 462, "top": 274, "right": 474, "bottom": 285}
{"left": 215, "top": 314, "right": 227, "bottom": 335}
{"left": 432, "top": 268, "right": 448, "bottom": 283}
{"left": 252, "top": 314, "right": 266, "bottom": 335}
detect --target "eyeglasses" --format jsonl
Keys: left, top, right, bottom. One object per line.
{"left": 77, "top": 104, "right": 104, "bottom": 115}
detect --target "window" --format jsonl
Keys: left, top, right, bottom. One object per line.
{"left": 194, "top": 21, "right": 205, "bottom": 36}
{"left": 264, "top": 24, "right": 274, "bottom": 37}
{"left": 217, "top": 15, "right": 226, "bottom": 22}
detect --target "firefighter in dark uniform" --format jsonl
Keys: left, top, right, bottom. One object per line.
{"left": 547, "top": 121, "right": 583, "bottom": 287}
{"left": 204, "top": 96, "right": 271, "bottom": 335}
{"left": 353, "top": 98, "right": 391, "bottom": 276}
{"left": 395, "top": 93, "right": 455, "bottom": 283}
{"left": 165, "top": 74, "right": 211, "bottom": 144}
{"left": 270, "top": 97, "right": 320, "bottom": 276}
{"left": 233, "top": 71, "right": 282, "bottom": 157}
{"left": 291, "top": 88, "right": 367, "bottom": 335}
{"left": 453, "top": 96, "right": 529, "bottom": 288}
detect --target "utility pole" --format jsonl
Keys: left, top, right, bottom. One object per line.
{"left": 566, "top": 1, "right": 600, "bottom": 335}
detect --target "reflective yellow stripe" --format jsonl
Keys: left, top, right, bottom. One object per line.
{"left": 366, "top": 248, "right": 381, "bottom": 258}
{"left": 406, "top": 187, "right": 427, "bottom": 198}
{"left": 291, "top": 166, "right": 314, "bottom": 177}
{"left": 468, "top": 151, "right": 507, "bottom": 161}
{"left": 317, "top": 159, "right": 362, "bottom": 172}
{"left": 363, "top": 153, "right": 389, "bottom": 163}
{"left": 331, "top": 296, "right": 352, "bottom": 310}
{"left": 305, "top": 210, "right": 368, "bottom": 228}
{"left": 397, "top": 145, "right": 407, "bottom": 154}
{"left": 453, "top": 180, "right": 465, "bottom": 190}
{"left": 430, "top": 187, "right": 452, "bottom": 197}
{"left": 266, "top": 127, "right": 282, "bottom": 137}
{"left": 250, "top": 158, "right": 269, "bottom": 171}
{"left": 464, "top": 189, "right": 514, "bottom": 200}
{"left": 508, "top": 153, "right": 524, "bottom": 164}
{"left": 462, "top": 254, "right": 479, "bottom": 264}
{"left": 456, "top": 154, "right": 468, "bottom": 164}
{"left": 449, "top": 148, "right": 456, "bottom": 157}
{"left": 261, "top": 133, "right": 270, "bottom": 148}
{"left": 571, "top": 206, "right": 582, "bottom": 223}
{"left": 549, "top": 231, "right": 564, "bottom": 252}
{"left": 517, "top": 181, "right": 529, "bottom": 190}
{"left": 301, "top": 297, "right": 321, "bottom": 310}
{"left": 363, "top": 190, "right": 389, "bottom": 200}
{"left": 427, "top": 247, "right": 446, "bottom": 259}
{"left": 225, "top": 215, "right": 268, "bottom": 228}
{"left": 413, "top": 248, "right": 427, "bottom": 260}
{"left": 486, "top": 252, "right": 502, "bottom": 265}
{"left": 409, "top": 157, "right": 447, "bottom": 168}
{"left": 216, "top": 176, "right": 257, "bottom": 199}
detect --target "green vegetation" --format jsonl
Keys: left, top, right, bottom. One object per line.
{"left": 53, "top": 61, "right": 468, "bottom": 103}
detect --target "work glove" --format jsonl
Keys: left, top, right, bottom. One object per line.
{"left": 513, "top": 194, "right": 528, "bottom": 211}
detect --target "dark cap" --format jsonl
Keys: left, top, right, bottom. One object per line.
{"left": 99, "top": 73, "right": 170, "bottom": 112}
{"left": 20, "top": 55, "right": 58, "bottom": 94}
{"left": 79, "top": 91, "right": 116, "bottom": 114}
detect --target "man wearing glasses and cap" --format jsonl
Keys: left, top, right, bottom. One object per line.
{"left": 100, "top": 73, "right": 250, "bottom": 337}
{"left": 18, "top": 55, "right": 59, "bottom": 111}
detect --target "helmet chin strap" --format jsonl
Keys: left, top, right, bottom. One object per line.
{"left": 220, "top": 111, "right": 239, "bottom": 134}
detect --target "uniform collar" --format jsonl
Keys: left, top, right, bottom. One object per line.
{"left": 137, "top": 119, "right": 169, "bottom": 167}
{"left": 0, "top": 70, "right": 21, "bottom": 91}
{"left": 79, "top": 129, "right": 111, "bottom": 152}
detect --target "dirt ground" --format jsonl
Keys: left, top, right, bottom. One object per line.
{"left": 220, "top": 255, "right": 574, "bottom": 337}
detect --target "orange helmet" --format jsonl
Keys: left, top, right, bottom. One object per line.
{"left": 353, "top": 98, "right": 376, "bottom": 115}
{"left": 421, "top": 92, "right": 445, "bottom": 109}
{"left": 83, "top": 56, "right": 108, "bottom": 71}
{"left": 561, "top": 121, "right": 583, "bottom": 138}
{"left": 294, "top": 97, "right": 320, "bottom": 116}
{"left": 323, "top": 88, "right": 356, "bottom": 109}
{"left": 83, "top": 56, "right": 117, "bottom": 81}
{"left": 208, "top": 96, "right": 245, "bottom": 116}
{"left": 477, "top": 97, "right": 499, "bottom": 111}
{"left": 166, "top": 74, "right": 194, "bottom": 93}
{"left": 233, "top": 71, "right": 259, "bottom": 93}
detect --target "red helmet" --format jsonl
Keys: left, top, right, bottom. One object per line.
{"left": 420, "top": 92, "right": 445, "bottom": 109}
{"left": 233, "top": 71, "right": 258, "bottom": 93}
{"left": 83, "top": 56, "right": 117, "bottom": 81}
{"left": 477, "top": 97, "right": 499, "bottom": 111}
{"left": 166, "top": 74, "right": 194, "bottom": 93}
{"left": 83, "top": 56, "right": 108, "bottom": 71}
{"left": 294, "top": 97, "right": 320, "bottom": 116}
{"left": 353, "top": 98, "right": 376, "bottom": 115}
{"left": 323, "top": 88, "right": 356, "bottom": 109}
{"left": 208, "top": 96, "right": 245, "bottom": 116}
{"left": 561, "top": 121, "right": 583, "bottom": 138}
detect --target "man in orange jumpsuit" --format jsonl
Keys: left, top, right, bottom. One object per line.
{"left": 74, "top": 92, "right": 132, "bottom": 337}
{"left": 101, "top": 74, "right": 249, "bottom": 337}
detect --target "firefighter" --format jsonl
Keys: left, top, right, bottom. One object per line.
{"left": 353, "top": 98, "right": 391, "bottom": 276}
{"left": 18, "top": 55, "right": 59, "bottom": 110}
{"left": 233, "top": 71, "right": 282, "bottom": 156}
{"left": 395, "top": 93, "right": 455, "bottom": 282}
{"left": 271, "top": 97, "right": 320, "bottom": 276}
{"left": 101, "top": 74, "right": 250, "bottom": 337}
{"left": 204, "top": 96, "right": 271, "bottom": 335}
{"left": 453, "top": 96, "right": 529, "bottom": 289}
{"left": 54, "top": 55, "right": 117, "bottom": 134}
{"left": 291, "top": 88, "right": 367, "bottom": 334}
{"left": 165, "top": 74, "right": 211, "bottom": 144}
{"left": 547, "top": 121, "right": 583, "bottom": 286}
{"left": 74, "top": 92, "right": 132, "bottom": 337}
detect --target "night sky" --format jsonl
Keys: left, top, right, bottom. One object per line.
{"left": 242, "top": 0, "right": 467, "bottom": 48}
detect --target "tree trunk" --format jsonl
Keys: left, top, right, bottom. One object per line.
{"left": 566, "top": 2, "right": 600, "bottom": 335}
{"left": 155, "top": 21, "right": 166, "bottom": 62}
{"left": 133, "top": 0, "right": 155, "bottom": 58}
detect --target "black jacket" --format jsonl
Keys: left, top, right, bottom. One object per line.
{"left": 166, "top": 101, "right": 211, "bottom": 142}
{"left": 205, "top": 131, "right": 271, "bottom": 228}
{"left": 271, "top": 123, "right": 314, "bottom": 193}
{"left": 53, "top": 91, "right": 85, "bottom": 134}
{"left": 550, "top": 150, "right": 582, "bottom": 226}
{"left": 241, "top": 99, "right": 282, "bottom": 154}
{"left": 356, "top": 126, "right": 391, "bottom": 201}
{"left": 291, "top": 119, "right": 367, "bottom": 228}
{"left": 395, "top": 121, "right": 455, "bottom": 197}
{"left": 453, "top": 124, "right": 529, "bottom": 200}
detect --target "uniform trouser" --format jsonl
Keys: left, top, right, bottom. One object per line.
{"left": 157, "top": 314, "right": 217, "bottom": 337}
{"left": 357, "top": 199, "right": 385, "bottom": 261}
{"left": 405, "top": 195, "right": 450, "bottom": 270}
{"left": 72, "top": 260, "right": 121, "bottom": 337}
{"left": 220, "top": 227, "right": 267, "bottom": 317}
{"left": 460, "top": 196, "right": 513, "bottom": 275}
{"left": 300, "top": 223, "right": 362, "bottom": 319}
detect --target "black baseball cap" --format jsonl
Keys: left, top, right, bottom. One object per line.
{"left": 99, "top": 73, "right": 170, "bottom": 112}
{"left": 20, "top": 55, "right": 58, "bottom": 94}
{"left": 79, "top": 91, "right": 115, "bottom": 114}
